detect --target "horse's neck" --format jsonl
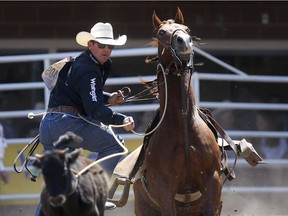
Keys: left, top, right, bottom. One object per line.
{"left": 158, "top": 72, "right": 196, "bottom": 116}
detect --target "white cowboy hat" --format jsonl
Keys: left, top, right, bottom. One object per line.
{"left": 76, "top": 22, "right": 127, "bottom": 47}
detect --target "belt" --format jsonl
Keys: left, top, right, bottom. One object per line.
{"left": 47, "top": 106, "right": 80, "bottom": 114}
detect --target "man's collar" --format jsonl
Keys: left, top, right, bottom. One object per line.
{"left": 85, "top": 49, "right": 112, "bottom": 66}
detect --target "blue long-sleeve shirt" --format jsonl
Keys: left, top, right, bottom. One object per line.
{"left": 48, "top": 49, "right": 126, "bottom": 125}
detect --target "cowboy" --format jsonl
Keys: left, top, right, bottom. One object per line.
{"left": 35, "top": 22, "right": 135, "bottom": 214}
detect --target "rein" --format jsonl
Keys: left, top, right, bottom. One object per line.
{"left": 124, "top": 86, "right": 158, "bottom": 103}
{"left": 131, "top": 63, "right": 168, "bottom": 137}
{"left": 180, "top": 72, "right": 194, "bottom": 198}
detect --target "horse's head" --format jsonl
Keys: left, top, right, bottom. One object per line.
{"left": 152, "top": 8, "right": 193, "bottom": 68}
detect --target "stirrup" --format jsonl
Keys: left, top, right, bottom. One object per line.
{"left": 107, "top": 176, "right": 132, "bottom": 207}
{"left": 239, "top": 139, "right": 263, "bottom": 167}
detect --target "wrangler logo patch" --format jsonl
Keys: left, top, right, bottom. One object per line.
{"left": 90, "top": 78, "right": 97, "bottom": 102}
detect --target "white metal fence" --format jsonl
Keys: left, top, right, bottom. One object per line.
{"left": 0, "top": 47, "right": 288, "bottom": 202}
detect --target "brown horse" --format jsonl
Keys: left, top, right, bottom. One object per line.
{"left": 133, "top": 8, "right": 222, "bottom": 216}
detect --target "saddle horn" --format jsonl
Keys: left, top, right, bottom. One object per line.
{"left": 174, "top": 7, "right": 184, "bottom": 24}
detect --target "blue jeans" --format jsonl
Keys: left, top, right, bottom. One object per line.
{"left": 39, "top": 112, "right": 124, "bottom": 177}
{"left": 34, "top": 112, "right": 124, "bottom": 215}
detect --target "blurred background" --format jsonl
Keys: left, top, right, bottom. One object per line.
{"left": 0, "top": 1, "right": 288, "bottom": 215}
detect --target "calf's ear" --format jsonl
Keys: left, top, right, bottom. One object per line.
{"left": 67, "top": 148, "right": 82, "bottom": 164}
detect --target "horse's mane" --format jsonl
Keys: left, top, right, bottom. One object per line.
{"left": 139, "top": 78, "right": 159, "bottom": 96}
{"left": 145, "top": 38, "right": 159, "bottom": 64}
{"left": 149, "top": 38, "right": 158, "bottom": 47}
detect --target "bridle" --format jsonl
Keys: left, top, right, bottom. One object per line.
{"left": 125, "top": 23, "right": 196, "bottom": 137}
{"left": 155, "top": 24, "right": 194, "bottom": 75}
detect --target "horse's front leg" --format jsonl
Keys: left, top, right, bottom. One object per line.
{"left": 202, "top": 170, "right": 222, "bottom": 216}
{"left": 133, "top": 178, "right": 161, "bottom": 216}
{"left": 151, "top": 175, "right": 177, "bottom": 216}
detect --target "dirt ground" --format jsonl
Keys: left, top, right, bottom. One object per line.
{"left": 1, "top": 194, "right": 288, "bottom": 216}
{"left": 0, "top": 202, "right": 134, "bottom": 216}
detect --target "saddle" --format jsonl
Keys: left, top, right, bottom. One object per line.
{"left": 108, "top": 108, "right": 263, "bottom": 206}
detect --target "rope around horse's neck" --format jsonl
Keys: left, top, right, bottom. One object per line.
{"left": 130, "top": 63, "right": 168, "bottom": 137}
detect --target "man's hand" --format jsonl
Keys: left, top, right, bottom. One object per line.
{"left": 108, "top": 91, "right": 125, "bottom": 106}
{"left": 123, "top": 116, "right": 135, "bottom": 131}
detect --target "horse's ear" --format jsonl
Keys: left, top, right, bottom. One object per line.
{"left": 152, "top": 10, "right": 162, "bottom": 28}
{"left": 175, "top": 7, "right": 184, "bottom": 24}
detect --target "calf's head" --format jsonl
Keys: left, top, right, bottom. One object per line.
{"left": 29, "top": 132, "right": 83, "bottom": 206}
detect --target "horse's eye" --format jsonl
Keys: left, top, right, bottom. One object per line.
{"left": 158, "top": 30, "right": 165, "bottom": 37}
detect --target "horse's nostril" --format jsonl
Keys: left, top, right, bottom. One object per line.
{"left": 177, "top": 37, "right": 184, "bottom": 44}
